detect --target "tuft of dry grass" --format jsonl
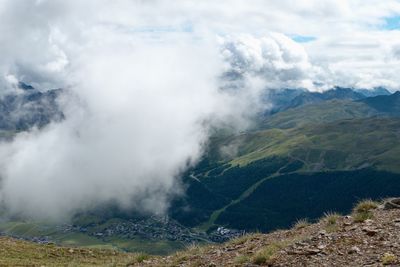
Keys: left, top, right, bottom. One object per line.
{"left": 234, "top": 255, "right": 250, "bottom": 265}
{"left": 321, "top": 212, "right": 341, "bottom": 225}
{"left": 353, "top": 211, "right": 373, "bottom": 223}
{"left": 293, "top": 218, "right": 310, "bottom": 230}
{"left": 227, "top": 233, "right": 262, "bottom": 246}
{"left": 319, "top": 212, "right": 341, "bottom": 232}
{"left": 252, "top": 244, "right": 279, "bottom": 265}
{"left": 352, "top": 199, "right": 379, "bottom": 223}
{"left": 134, "top": 252, "right": 150, "bottom": 263}
{"left": 169, "top": 243, "right": 210, "bottom": 266}
{"left": 353, "top": 199, "right": 379, "bottom": 213}
{"left": 251, "top": 241, "right": 289, "bottom": 265}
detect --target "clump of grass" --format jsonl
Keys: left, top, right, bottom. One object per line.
{"left": 252, "top": 242, "right": 286, "bottom": 265}
{"left": 234, "top": 255, "right": 250, "bottom": 264}
{"left": 228, "top": 233, "right": 261, "bottom": 246}
{"left": 293, "top": 218, "right": 310, "bottom": 230}
{"left": 173, "top": 254, "right": 189, "bottom": 264}
{"left": 170, "top": 244, "right": 208, "bottom": 266}
{"left": 319, "top": 212, "right": 341, "bottom": 232}
{"left": 353, "top": 199, "right": 379, "bottom": 213}
{"left": 322, "top": 212, "right": 341, "bottom": 225}
{"left": 134, "top": 252, "right": 150, "bottom": 263}
{"left": 184, "top": 243, "right": 203, "bottom": 254}
{"left": 381, "top": 252, "right": 397, "bottom": 265}
{"left": 353, "top": 211, "right": 374, "bottom": 223}
{"left": 352, "top": 199, "right": 379, "bottom": 222}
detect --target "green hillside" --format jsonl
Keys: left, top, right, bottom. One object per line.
{"left": 262, "top": 99, "right": 378, "bottom": 129}
{"left": 359, "top": 91, "right": 400, "bottom": 114}
{"left": 171, "top": 114, "right": 400, "bottom": 232}
{"left": 231, "top": 117, "right": 400, "bottom": 173}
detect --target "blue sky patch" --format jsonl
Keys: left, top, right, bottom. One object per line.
{"left": 290, "top": 35, "right": 316, "bottom": 43}
{"left": 383, "top": 16, "right": 400, "bottom": 30}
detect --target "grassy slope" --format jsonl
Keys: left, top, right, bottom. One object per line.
{"left": 203, "top": 117, "right": 400, "bottom": 230}
{"left": 175, "top": 108, "right": 400, "bottom": 230}
{"left": 0, "top": 236, "right": 139, "bottom": 266}
{"left": 230, "top": 117, "right": 400, "bottom": 173}
{"left": 262, "top": 99, "right": 379, "bottom": 129}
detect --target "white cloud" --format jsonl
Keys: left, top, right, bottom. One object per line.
{"left": 0, "top": 0, "right": 263, "bottom": 220}
{"left": 1, "top": 0, "right": 400, "bottom": 220}
{"left": 220, "top": 33, "right": 316, "bottom": 89}
{"left": 0, "top": 41, "right": 224, "bottom": 219}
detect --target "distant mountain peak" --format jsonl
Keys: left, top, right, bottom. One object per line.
{"left": 283, "top": 87, "right": 364, "bottom": 111}
{"left": 0, "top": 85, "right": 64, "bottom": 131}
{"left": 358, "top": 91, "right": 400, "bottom": 114}
{"left": 355, "top": 87, "right": 391, "bottom": 97}
{"left": 265, "top": 86, "right": 392, "bottom": 115}
{"left": 18, "top": 82, "right": 35, "bottom": 91}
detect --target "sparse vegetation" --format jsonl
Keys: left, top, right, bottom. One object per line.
{"left": 322, "top": 212, "right": 341, "bottom": 225}
{"left": 170, "top": 243, "right": 209, "bottom": 266}
{"left": 293, "top": 218, "right": 310, "bottom": 230}
{"left": 353, "top": 199, "right": 379, "bottom": 213}
{"left": 252, "top": 242, "right": 288, "bottom": 265}
{"left": 252, "top": 245, "right": 279, "bottom": 265}
{"left": 234, "top": 255, "right": 250, "bottom": 264}
{"left": 228, "top": 233, "right": 261, "bottom": 246}
{"left": 320, "top": 212, "right": 341, "bottom": 232}
{"left": 134, "top": 252, "right": 150, "bottom": 263}
{"left": 352, "top": 199, "right": 379, "bottom": 222}
{"left": 353, "top": 211, "right": 374, "bottom": 223}
{"left": 381, "top": 252, "right": 397, "bottom": 265}
{"left": 0, "top": 236, "right": 136, "bottom": 266}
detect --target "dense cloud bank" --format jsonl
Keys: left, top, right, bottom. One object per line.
{"left": 0, "top": 0, "right": 400, "bottom": 219}
{"left": 220, "top": 33, "right": 316, "bottom": 89}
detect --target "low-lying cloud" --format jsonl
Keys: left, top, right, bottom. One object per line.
{"left": 0, "top": 0, "right": 400, "bottom": 220}
{"left": 0, "top": 1, "right": 269, "bottom": 220}
{"left": 0, "top": 43, "right": 224, "bottom": 219}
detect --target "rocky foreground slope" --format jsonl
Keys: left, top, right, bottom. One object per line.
{"left": 141, "top": 198, "right": 400, "bottom": 266}
{"left": 1, "top": 198, "right": 400, "bottom": 266}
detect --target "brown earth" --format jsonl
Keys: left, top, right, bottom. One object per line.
{"left": 2, "top": 199, "right": 400, "bottom": 266}
{"left": 138, "top": 199, "right": 400, "bottom": 266}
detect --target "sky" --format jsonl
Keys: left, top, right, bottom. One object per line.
{"left": 2, "top": 0, "right": 400, "bottom": 90}
{"left": 0, "top": 0, "right": 400, "bottom": 220}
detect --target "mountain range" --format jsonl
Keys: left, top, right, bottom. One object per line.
{"left": 0, "top": 84, "right": 399, "bottom": 254}
{"left": 263, "top": 86, "right": 391, "bottom": 114}
{"left": 0, "top": 82, "right": 63, "bottom": 132}
{"left": 170, "top": 89, "right": 400, "bottom": 233}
